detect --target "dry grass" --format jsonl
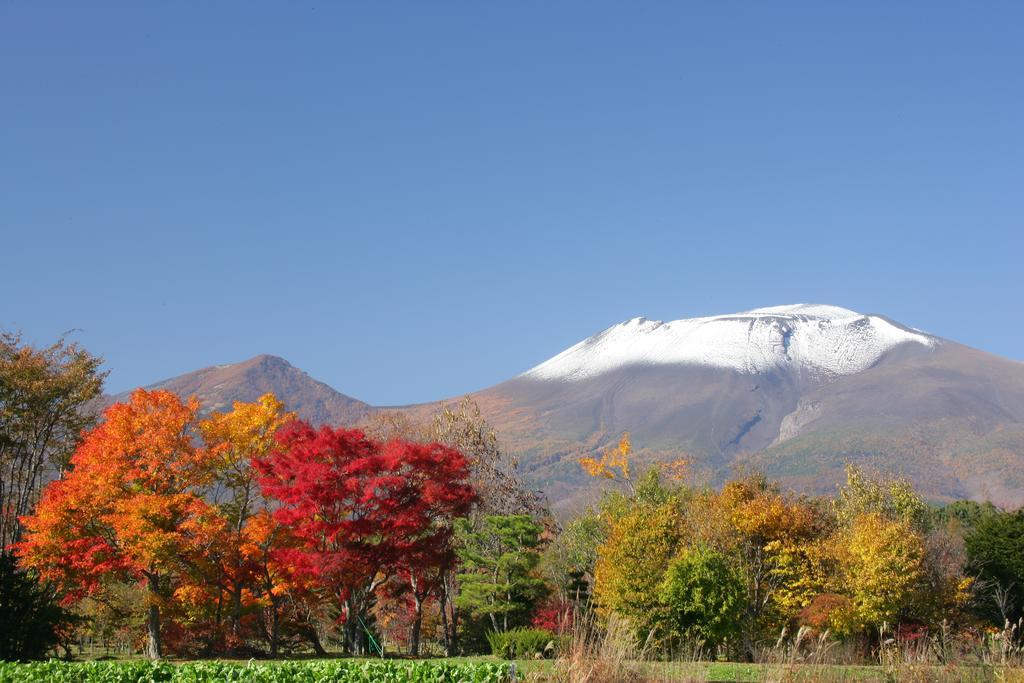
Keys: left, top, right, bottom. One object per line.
{"left": 525, "top": 616, "right": 1024, "bottom": 682}
{"left": 539, "top": 613, "right": 651, "bottom": 683}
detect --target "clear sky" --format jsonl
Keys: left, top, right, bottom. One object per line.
{"left": 2, "top": 2, "right": 1021, "bottom": 405}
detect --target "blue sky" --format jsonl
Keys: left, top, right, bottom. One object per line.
{"left": 2, "top": 2, "right": 1021, "bottom": 405}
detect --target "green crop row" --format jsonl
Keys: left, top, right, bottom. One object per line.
{"left": 0, "top": 659, "right": 515, "bottom": 683}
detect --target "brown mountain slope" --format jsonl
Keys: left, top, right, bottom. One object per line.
{"left": 105, "top": 354, "right": 371, "bottom": 425}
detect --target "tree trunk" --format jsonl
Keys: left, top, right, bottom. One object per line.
{"left": 504, "top": 586, "right": 511, "bottom": 632}
{"left": 410, "top": 595, "right": 423, "bottom": 657}
{"left": 352, "top": 618, "right": 366, "bottom": 655}
{"left": 269, "top": 602, "right": 281, "bottom": 657}
{"left": 440, "top": 591, "right": 453, "bottom": 656}
{"left": 303, "top": 625, "right": 326, "bottom": 656}
{"left": 450, "top": 601, "right": 460, "bottom": 654}
{"left": 344, "top": 598, "right": 360, "bottom": 655}
{"left": 441, "top": 575, "right": 460, "bottom": 656}
{"left": 230, "top": 585, "right": 243, "bottom": 643}
{"left": 146, "top": 601, "right": 161, "bottom": 660}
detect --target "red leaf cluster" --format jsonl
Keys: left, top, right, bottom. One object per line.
{"left": 254, "top": 421, "right": 476, "bottom": 606}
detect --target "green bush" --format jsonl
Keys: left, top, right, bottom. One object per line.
{"left": 658, "top": 545, "right": 746, "bottom": 650}
{"left": 486, "top": 627, "right": 561, "bottom": 660}
{"left": 0, "top": 659, "right": 514, "bottom": 683}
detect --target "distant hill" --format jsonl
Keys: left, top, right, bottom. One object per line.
{"left": 101, "top": 305, "right": 1024, "bottom": 512}
{"left": 104, "top": 354, "right": 371, "bottom": 426}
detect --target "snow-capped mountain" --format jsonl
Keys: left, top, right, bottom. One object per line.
{"left": 523, "top": 304, "right": 937, "bottom": 381}
{"left": 469, "top": 304, "right": 1024, "bottom": 511}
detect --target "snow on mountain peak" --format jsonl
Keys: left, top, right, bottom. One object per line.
{"left": 522, "top": 304, "right": 937, "bottom": 382}
{"left": 742, "top": 304, "right": 860, "bottom": 318}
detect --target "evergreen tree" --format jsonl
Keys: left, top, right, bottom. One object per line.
{"left": 0, "top": 551, "right": 77, "bottom": 661}
{"left": 966, "top": 510, "right": 1024, "bottom": 624}
{"left": 455, "top": 515, "right": 547, "bottom": 633}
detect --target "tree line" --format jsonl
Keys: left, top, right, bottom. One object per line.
{"left": 3, "top": 331, "right": 1024, "bottom": 662}
{"left": 559, "top": 436, "right": 1024, "bottom": 660}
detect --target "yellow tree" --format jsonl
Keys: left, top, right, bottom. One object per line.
{"left": 828, "top": 512, "right": 925, "bottom": 636}
{"left": 196, "top": 393, "right": 294, "bottom": 645}
{"left": 713, "top": 474, "right": 824, "bottom": 655}
{"left": 593, "top": 501, "right": 684, "bottom": 636}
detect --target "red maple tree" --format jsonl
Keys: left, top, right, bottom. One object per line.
{"left": 254, "top": 421, "right": 475, "bottom": 654}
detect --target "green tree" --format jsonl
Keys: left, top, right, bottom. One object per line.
{"left": 0, "top": 332, "right": 105, "bottom": 548}
{"left": 598, "top": 467, "right": 683, "bottom": 525}
{"left": 965, "top": 510, "right": 1024, "bottom": 624}
{"left": 455, "top": 515, "right": 547, "bottom": 633}
{"left": 931, "top": 500, "right": 999, "bottom": 532}
{"left": 0, "top": 552, "right": 78, "bottom": 661}
{"left": 659, "top": 546, "right": 745, "bottom": 651}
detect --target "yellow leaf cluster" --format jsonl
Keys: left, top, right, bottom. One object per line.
{"left": 199, "top": 393, "right": 295, "bottom": 471}
{"left": 579, "top": 433, "right": 632, "bottom": 484}
{"left": 713, "top": 476, "right": 824, "bottom": 624}
{"left": 661, "top": 456, "right": 692, "bottom": 482}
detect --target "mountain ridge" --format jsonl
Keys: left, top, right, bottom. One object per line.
{"left": 98, "top": 305, "right": 1024, "bottom": 511}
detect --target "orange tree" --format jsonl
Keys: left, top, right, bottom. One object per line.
{"left": 16, "top": 389, "right": 219, "bottom": 659}
{"left": 237, "top": 508, "right": 319, "bottom": 656}
{"left": 715, "top": 475, "right": 824, "bottom": 651}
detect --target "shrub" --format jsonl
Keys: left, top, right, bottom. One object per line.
{"left": 798, "top": 593, "right": 853, "bottom": 633}
{"left": 531, "top": 597, "right": 575, "bottom": 635}
{"left": 487, "top": 627, "right": 562, "bottom": 659}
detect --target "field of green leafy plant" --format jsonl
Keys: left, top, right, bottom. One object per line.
{"left": 0, "top": 659, "right": 515, "bottom": 683}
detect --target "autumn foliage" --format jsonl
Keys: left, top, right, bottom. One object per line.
{"left": 12, "top": 392, "right": 1015, "bottom": 663}
{"left": 17, "top": 390, "right": 217, "bottom": 659}
{"left": 254, "top": 422, "right": 476, "bottom": 654}
{"left": 16, "top": 391, "right": 478, "bottom": 659}
{"left": 581, "top": 441, "right": 981, "bottom": 659}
